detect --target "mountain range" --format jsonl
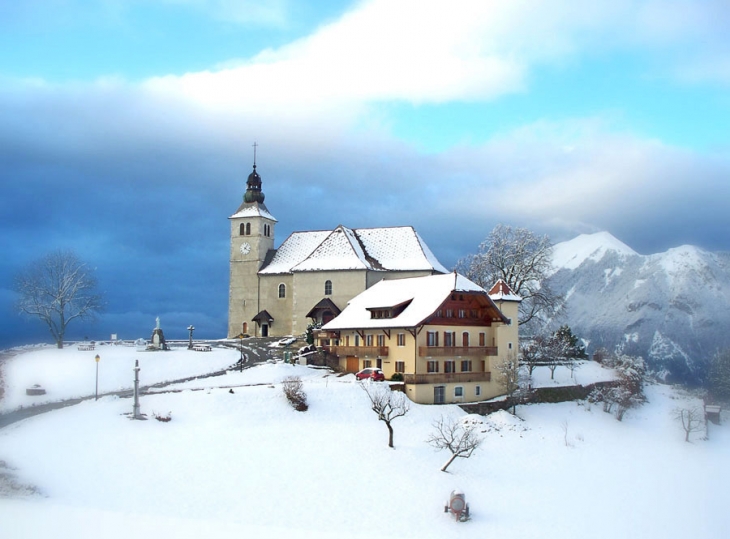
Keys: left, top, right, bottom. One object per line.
{"left": 547, "top": 232, "right": 730, "bottom": 384}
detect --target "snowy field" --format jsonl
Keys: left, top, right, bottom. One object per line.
{"left": 0, "top": 347, "right": 728, "bottom": 539}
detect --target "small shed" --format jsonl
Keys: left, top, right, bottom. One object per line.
{"left": 704, "top": 404, "right": 722, "bottom": 425}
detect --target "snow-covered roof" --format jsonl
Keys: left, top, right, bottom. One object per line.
{"left": 259, "top": 230, "right": 332, "bottom": 274}
{"left": 488, "top": 279, "right": 522, "bottom": 302}
{"left": 322, "top": 272, "right": 507, "bottom": 330}
{"left": 229, "top": 202, "right": 277, "bottom": 222}
{"left": 259, "top": 225, "right": 448, "bottom": 274}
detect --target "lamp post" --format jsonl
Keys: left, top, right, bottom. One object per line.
{"left": 239, "top": 332, "right": 244, "bottom": 371}
{"left": 187, "top": 325, "right": 195, "bottom": 349}
{"left": 95, "top": 354, "right": 100, "bottom": 400}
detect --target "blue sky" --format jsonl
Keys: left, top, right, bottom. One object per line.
{"left": 2, "top": 0, "right": 729, "bottom": 347}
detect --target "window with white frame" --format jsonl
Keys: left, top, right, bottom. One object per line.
{"left": 324, "top": 280, "right": 332, "bottom": 295}
{"left": 454, "top": 386, "right": 464, "bottom": 398}
{"left": 278, "top": 283, "right": 286, "bottom": 298}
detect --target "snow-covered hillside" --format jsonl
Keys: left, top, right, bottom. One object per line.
{"left": 0, "top": 348, "right": 727, "bottom": 539}
{"left": 549, "top": 232, "right": 730, "bottom": 383}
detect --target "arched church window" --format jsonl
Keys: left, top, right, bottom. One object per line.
{"left": 239, "top": 223, "right": 245, "bottom": 236}
{"left": 278, "top": 283, "right": 286, "bottom": 298}
{"left": 245, "top": 223, "right": 251, "bottom": 235}
{"left": 324, "top": 280, "right": 332, "bottom": 295}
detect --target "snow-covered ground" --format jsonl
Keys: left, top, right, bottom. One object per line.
{"left": 0, "top": 344, "right": 241, "bottom": 412}
{"left": 0, "top": 348, "right": 727, "bottom": 539}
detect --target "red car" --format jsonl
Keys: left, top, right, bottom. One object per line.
{"left": 355, "top": 368, "right": 385, "bottom": 381}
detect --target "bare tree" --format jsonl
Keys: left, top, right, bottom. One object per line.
{"left": 427, "top": 415, "right": 483, "bottom": 472}
{"left": 455, "top": 224, "right": 564, "bottom": 330}
{"left": 14, "top": 250, "right": 104, "bottom": 348}
{"left": 496, "top": 353, "right": 522, "bottom": 414}
{"left": 673, "top": 407, "right": 705, "bottom": 442}
{"left": 360, "top": 382, "right": 409, "bottom": 448}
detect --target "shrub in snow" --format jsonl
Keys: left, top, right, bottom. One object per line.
{"left": 282, "top": 376, "right": 308, "bottom": 412}
{"left": 153, "top": 411, "right": 172, "bottom": 423}
{"left": 588, "top": 353, "right": 646, "bottom": 421}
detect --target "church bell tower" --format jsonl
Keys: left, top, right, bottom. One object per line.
{"left": 228, "top": 148, "right": 277, "bottom": 338}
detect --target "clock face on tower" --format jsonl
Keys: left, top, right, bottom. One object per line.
{"left": 240, "top": 242, "right": 251, "bottom": 256}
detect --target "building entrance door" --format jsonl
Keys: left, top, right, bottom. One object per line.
{"left": 346, "top": 356, "right": 359, "bottom": 372}
{"left": 434, "top": 386, "right": 445, "bottom": 404}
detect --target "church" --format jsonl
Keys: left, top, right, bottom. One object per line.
{"left": 228, "top": 160, "right": 449, "bottom": 339}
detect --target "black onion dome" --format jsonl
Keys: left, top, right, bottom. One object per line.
{"left": 243, "top": 164, "right": 265, "bottom": 203}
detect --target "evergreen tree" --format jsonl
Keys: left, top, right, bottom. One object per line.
{"left": 552, "top": 325, "right": 587, "bottom": 360}
{"left": 708, "top": 349, "right": 730, "bottom": 402}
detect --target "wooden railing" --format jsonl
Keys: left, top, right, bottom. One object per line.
{"left": 322, "top": 346, "right": 389, "bottom": 357}
{"left": 403, "top": 372, "right": 492, "bottom": 384}
{"left": 418, "top": 346, "right": 498, "bottom": 357}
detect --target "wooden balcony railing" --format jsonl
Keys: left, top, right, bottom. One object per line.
{"left": 403, "top": 372, "right": 492, "bottom": 384}
{"left": 322, "top": 346, "right": 389, "bottom": 357}
{"left": 418, "top": 346, "right": 498, "bottom": 357}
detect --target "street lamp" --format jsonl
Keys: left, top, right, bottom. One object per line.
{"left": 238, "top": 332, "right": 243, "bottom": 372}
{"left": 94, "top": 354, "right": 100, "bottom": 400}
{"left": 187, "top": 325, "right": 195, "bottom": 349}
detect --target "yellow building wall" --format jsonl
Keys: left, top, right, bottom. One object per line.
{"left": 330, "top": 318, "right": 516, "bottom": 405}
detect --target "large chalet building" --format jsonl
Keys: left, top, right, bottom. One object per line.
{"left": 316, "top": 273, "right": 521, "bottom": 404}
{"left": 228, "top": 161, "right": 448, "bottom": 339}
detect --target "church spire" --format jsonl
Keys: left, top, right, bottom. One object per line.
{"left": 244, "top": 142, "right": 265, "bottom": 204}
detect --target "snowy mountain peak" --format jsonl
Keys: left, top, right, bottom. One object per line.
{"left": 552, "top": 231, "right": 638, "bottom": 271}
{"left": 655, "top": 244, "right": 709, "bottom": 276}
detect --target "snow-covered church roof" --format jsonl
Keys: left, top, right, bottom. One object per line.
{"left": 322, "top": 272, "right": 509, "bottom": 330}
{"left": 229, "top": 202, "right": 277, "bottom": 222}
{"left": 259, "top": 225, "right": 448, "bottom": 274}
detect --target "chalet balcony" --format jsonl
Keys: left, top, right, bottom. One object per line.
{"left": 403, "top": 372, "right": 492, "bottom": 385}
{"left": 322, "top": 345, "right": 389, "bottom": 358}
{"left": 418, "top": 346, "right": 498, "bottom": 357}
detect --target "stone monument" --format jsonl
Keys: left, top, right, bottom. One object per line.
{"left": 149, "top": 316, "right": 168, "bottom": 350}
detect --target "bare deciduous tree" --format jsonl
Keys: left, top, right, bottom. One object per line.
{"left": 495, "top": 353, "right": 525, "bottom": 414}
{"left": 427, "top": 415, "right": 483, "bottom": 472}
{"left": 14, "top": 250, "right": 104, "bottom": 348}
{"left": 360, "top": 382, "right": 409, "bottom": 448}
{"left": 455, "top": 224, "right": 564, "bottom": 329}
{"left": 673, "top": 407, "right": 705, "bottom": 442}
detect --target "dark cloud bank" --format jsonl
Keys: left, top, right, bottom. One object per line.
{"left": 2, "top": 83, "right": 729, "bottom": 348}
